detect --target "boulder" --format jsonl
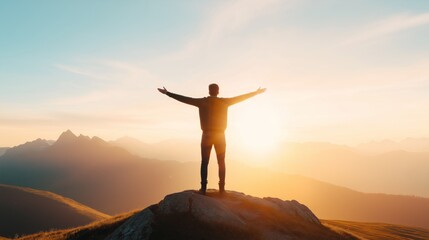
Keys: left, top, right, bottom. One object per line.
{"left": 105, "top": 190, "right": 352, "bottom": 240}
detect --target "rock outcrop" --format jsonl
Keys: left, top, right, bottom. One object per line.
{"left": 106, "top": 190, "right": 353, "bottom": 240}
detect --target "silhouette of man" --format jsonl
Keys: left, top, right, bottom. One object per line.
{"left": 158, "top": 84, "right": 266, "bottom": 194}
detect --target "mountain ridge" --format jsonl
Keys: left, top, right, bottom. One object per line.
{"left": 0, "top": 184, "right": 109, "bottom": 238}
{"left": 358, "top": 137, "right": 429, "bottom": 153}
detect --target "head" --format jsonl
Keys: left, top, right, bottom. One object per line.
{"left": 209, "top": 83, "right": 219, "bottom": 97}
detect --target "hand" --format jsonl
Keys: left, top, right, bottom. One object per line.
{"left": 256, "top": 87, "right": 266, "bottom": 94}
{"left": 157, "top": 87, "right": 168, "bottom": 94}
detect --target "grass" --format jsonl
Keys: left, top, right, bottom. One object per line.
{"left": 323, "top": 219, "right": 429, "bottom": 240}
{"left": 17, "top": 210, "right": 139, "bottom": 240}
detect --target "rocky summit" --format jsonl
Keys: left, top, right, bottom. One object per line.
{"left": 106, "top": 190, "right": 353, "bottom": 240}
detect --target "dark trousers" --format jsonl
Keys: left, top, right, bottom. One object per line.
{"left": 200, "top": 131, "right": 226, "bottom": 188}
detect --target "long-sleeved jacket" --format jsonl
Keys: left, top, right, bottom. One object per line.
{"left": 166, "top": 91, "right": 259, "bottom": 132}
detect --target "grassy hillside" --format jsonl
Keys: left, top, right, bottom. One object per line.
{"left": 323, "top": 220, "right": 429, "bottom": 240}
{"left": 18, "top": 211, "right": 137, "bottom": 240}
{"left": 0, "top": 184, "right": 109, "bottom": 238}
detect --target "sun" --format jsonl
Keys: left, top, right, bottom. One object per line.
{"left": 229, "top": 98, "right": 282, "bottom": 154}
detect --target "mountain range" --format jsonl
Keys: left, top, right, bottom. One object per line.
{"left": 111, "top": 136, "right": 429, "bottom": 198}
{"left": 357, "top": 138, "right": 429, "bottom": 153}
{"left": 0, "top": 130, "right": 197, "bottom": 214}
{"left": 1, "top": 130, "right": 429, "bottom": 230}
{"left": 110, "top": 136, "right": 199, "bottom": 162}
{"left": 272, "top": 142, "right": 429, "bottom": 197}
{"left": 5, "top": 134, "right": 429, "bottom": 198}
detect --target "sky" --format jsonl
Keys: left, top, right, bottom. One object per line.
{"left": 1, "top": 0, "right": 429, "bottom": 148}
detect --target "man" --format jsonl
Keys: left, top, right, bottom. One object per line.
{"left": 158, "top": 84, "right": 266, "bottom": 194}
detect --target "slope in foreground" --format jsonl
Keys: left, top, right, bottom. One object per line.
{"left": 0, "top": 184, "right": 109, "bottom": 238}
{"left": 21, "top": 190, "right": 355, "bottom": 240}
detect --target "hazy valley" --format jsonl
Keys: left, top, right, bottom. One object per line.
{"left": 112, "top": 136, "right": 429, "bottom": 198}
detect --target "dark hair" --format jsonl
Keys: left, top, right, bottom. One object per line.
{"left": 209, "top": 83, "right": 219, "bottom": 96}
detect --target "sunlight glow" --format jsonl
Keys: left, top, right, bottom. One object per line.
{"left": 229, "top": 99, "right": 282, "bottom": 154}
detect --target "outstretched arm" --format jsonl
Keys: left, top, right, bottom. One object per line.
{"left": 227, "top": 87, "right": 266, "bottom": 105}
{"left": 157, "top": 87, "right": 201, "bottom": 107}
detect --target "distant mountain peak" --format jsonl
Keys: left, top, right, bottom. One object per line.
{"left": 54, "top": 131, "right": 110, "bottom": 148}
{"left": 1, "top": 138, "right": 50, "bottom": 157}
{"left": 55, "top": 130, "right": 78, "bottom": 145}
{"left": 91, "top": 136, "right": 107, "bottom": 146}
{"left": 61, "top": 129, "right": 76, "bottom": 137}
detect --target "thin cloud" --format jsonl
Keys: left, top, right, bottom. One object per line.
{"left": 164, "top": 0, "right": 284, "bottom": 61}
{"left": 203, "top": 0, "right": 282, "bottom": 44}
{"left": 55, "top": 60, "right": 158, "bottom": 84}
{"left": 0, "top": 117, "right": 56, "bottom": 126}
{"left": 50, "top": 111, "right": 153, "bottom": 125}
{"left": 54, "top": 64, "right": 106, "bottom": 80}
{"left": 343, "top": 12, "right": 429, "bottom": 45}
{"left": 51, "top": 89, "right": 123, "bottom": 105}
{"left": 52, "top": 59, "right": 160, "bottom": 106}
{"left": 282, "top": 60, "right": 429, "bottom": 103}
{"left": 96, "top": 59, "right": 159, "bottom": 83}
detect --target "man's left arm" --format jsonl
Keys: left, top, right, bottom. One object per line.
{"left": 227, "top": 87, "right": 266, "bottom": 105}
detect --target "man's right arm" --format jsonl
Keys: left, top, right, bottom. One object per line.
{"left": 158, "top": 87, "right": 201, "bottom": 107}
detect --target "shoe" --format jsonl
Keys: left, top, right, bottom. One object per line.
{"left": 219, "top": 183, "right": 225, "bottom": 194}
{"left": 198, "top": 188, "right": 206, "bottom": 195}
{"left": 199, "top": 183, "right": 207, "bottom": 195}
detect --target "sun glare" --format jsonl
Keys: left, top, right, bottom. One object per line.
{"left": 229, "top": 99, "right": 282, "bottom": 154}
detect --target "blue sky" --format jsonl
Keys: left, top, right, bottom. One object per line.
{"left": 1, "top": 0, "right": 429, "bottom": 147}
